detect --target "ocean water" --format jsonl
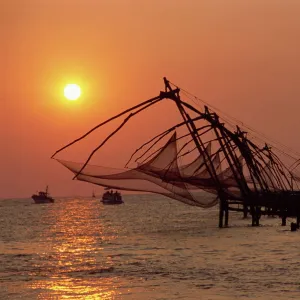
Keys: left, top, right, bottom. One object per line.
{"left": 1, "top": 194, "right": 300, "bottom": 300}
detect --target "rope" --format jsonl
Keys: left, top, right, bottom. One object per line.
{"left": 169, "top": 81, "right": 300, "bottom": 165}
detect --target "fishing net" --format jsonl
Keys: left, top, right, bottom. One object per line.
{"left": 56, "top": 132, "right": 244, "bottom": 208}
{"left": 53, "top": 78, "right": 299, "bottom": 210}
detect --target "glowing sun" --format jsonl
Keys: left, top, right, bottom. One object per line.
{"left": 64, "top": 84, "right": 81, "bottom": 100}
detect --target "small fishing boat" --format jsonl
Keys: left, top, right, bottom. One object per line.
{"left": 101, "top": 190, "right": 123, "bottom": 205}
{"left": 32, "top": 186, "right": 54, "bottom": 204}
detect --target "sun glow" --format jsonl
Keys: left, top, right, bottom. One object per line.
{"left": 64, "top": 84, "right": 81, "bottom": 101}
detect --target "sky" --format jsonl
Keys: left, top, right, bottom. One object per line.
{"left": 1, "top": 0, "right": 300, "bottom": 198}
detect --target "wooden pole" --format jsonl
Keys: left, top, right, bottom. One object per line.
{"left": 225, "top": 201, "right": 229, "bottom": 227}
{"left": 281, "top": 215, "right": 287, "bottom": 226}
{"left": 243, "top": 205, "right": 248, "bottom": 218}
{"left": 219, "top": 199, "right": 224, "bottom": 228}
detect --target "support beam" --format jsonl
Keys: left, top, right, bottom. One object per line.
{"left": 243, "top": 205, "right": 248, "bottom": 218}
{"left": 225, "top": 206, "right": 229, "bottom": 227}
{"left": 219, "top": 204, "right": 224, "bottom": 228}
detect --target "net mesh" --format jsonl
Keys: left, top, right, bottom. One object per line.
{"left": 53, "top": 79, "right": 300, "bottom": 208}
{"left": 56, "top": 132, "right": 245, "bottom": 207}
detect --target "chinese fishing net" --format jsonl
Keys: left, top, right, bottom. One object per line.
{"left": 56, "top": 132, "right": 244, "bottom": 208}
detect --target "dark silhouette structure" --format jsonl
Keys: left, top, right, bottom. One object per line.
{"left": 52, "top": 78, "right": 300, "bottom": 229}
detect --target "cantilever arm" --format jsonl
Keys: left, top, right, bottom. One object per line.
{"left": 51, "top": 95, "right": 162, "bottom": 159}
{"left": 72, "top": 98, "right": 162, "bottom": 179}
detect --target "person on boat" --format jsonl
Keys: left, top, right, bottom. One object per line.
{"left": 115, "top": 191, "right": 122, "bottom": 201}
{"left": 114, "top": 191, "right": 119, "bottom": 200}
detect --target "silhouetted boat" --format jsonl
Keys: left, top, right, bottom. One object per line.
{"left": 101, "top": 190, "right": 123, "bottom": 205}
{"left": 32, "top": 186, "right": 54, "bottom": 204}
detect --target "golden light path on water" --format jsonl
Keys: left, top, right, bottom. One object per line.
{"left": 27, "top": 198, "right": 127, "bottom": 299}
{"left": 3, "top": 195, "right": 300, "bottom": 299}
{"left": 34, "top": 277, "right": 121, "bottom": 299}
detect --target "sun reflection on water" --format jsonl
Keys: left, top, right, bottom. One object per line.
{"left": 33, "top": 276, "right": 123, "bottom": 299}
{"left": 29, "top": 199, "right": 123, "bottom": 299}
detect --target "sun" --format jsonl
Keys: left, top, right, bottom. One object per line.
{"left": 64, "top": 84, "right": 81, "bottom": 101}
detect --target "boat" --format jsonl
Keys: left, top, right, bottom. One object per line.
{"left": 101, "top": 190, "right": 123, "bottom": 205}
{"left": 32, "top": 186, "right": 54, "bottom": 204}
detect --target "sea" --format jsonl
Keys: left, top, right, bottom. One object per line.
{"left": 1, "top": 194, "right": 300, "bottom": 300}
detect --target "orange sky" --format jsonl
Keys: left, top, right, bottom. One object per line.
{"left": 1, "top": 0, "right": 300, "bottom": 198}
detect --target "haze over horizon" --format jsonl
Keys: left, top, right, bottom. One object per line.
{"left": 2, "top": 0, "right": 300, "bottom": 198}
